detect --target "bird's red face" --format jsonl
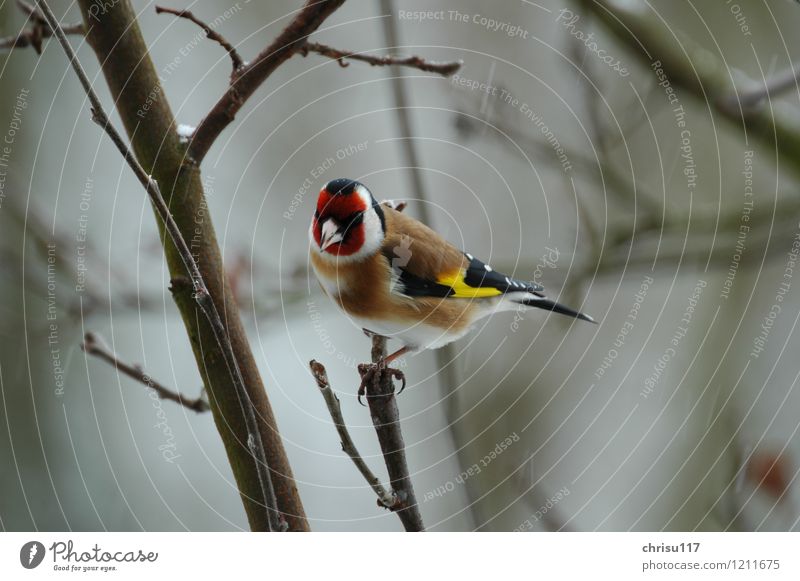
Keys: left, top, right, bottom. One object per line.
{"left": 312, "top": 179, "right": 370, "bottom": 256}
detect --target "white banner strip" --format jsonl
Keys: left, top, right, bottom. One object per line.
{"left": 1, "top": 532, "right": 796, "bottom": 579}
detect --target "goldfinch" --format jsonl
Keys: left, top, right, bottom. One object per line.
{"left": 309, "top": 178, "right": 595, "bottom": 377}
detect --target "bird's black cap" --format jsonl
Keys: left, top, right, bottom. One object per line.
{"left": 323, "top": 178, "right": 359, "bottom": 196}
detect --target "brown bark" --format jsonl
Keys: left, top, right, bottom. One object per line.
{"left": 75, "top": 0, "right": 308, "bottom": 531}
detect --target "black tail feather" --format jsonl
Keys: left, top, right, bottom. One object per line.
{"left": 519, "top": 296, "right": 596, "bottom": 323}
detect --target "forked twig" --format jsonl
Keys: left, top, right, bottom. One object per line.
{"left": 309, "top": 360, "right": 396, "bottom": 508}
{"left": 361, "top": 335, "right": 425, "bottom": 531}
{"left": 82, "top": 333, "right": 209, "bottom": 413}
{"left": 155, "top": 5, "right": 244, "bottom": 72}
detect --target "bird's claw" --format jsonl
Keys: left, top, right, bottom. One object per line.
{"left": 388, "top": 368, "right": 406, "bottom": 394}
{"left": 357, "top": 362, "right": 406, "bottom": 406}
{"left": 356, "top": 363, "right": 375, "bottom": 406}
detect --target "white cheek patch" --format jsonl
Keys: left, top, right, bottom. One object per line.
{"left": 357, "top": 207, "right": 384, "bottom": 256}
{"left": 354, "top": 184, "right": 385, "bottom": 255}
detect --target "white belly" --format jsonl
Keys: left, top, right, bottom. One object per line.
{"left": 348, "top": 314, "right": 473, "bottom": 351}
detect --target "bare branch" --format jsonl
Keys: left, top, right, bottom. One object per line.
{"left": 309, "top": 360, "right": 396, "bottom": 508}
{"left": 0, "top": 25, "right": 84, "bottom": 52}
{"left": 35, "top": 0, "right": 282, "bottom": 532}
{"left": 719, "top": 64, "right": 800, "bottom": 113}
{"left": 189, "top": 0, "right": 347, "bottom": 163}
{"left": 361, "top": 335, "right": 425, "bottom": 532}
{"left": 300, "top": 41, "right": 461, "bottom": 76}
{"left": 155, "top": 5, "right": 243, "bottom": 72}
{"left": 81, "top": 333, "right": 209, "bottom": 413}
{"left": 0, "top": 1, "right": 83, "bottom": 53}
{"left": 16, "top": 0, "right": 42, "bottom": 17}
{"left": 184, "top": 0, "right": 460, "bottom": 163}
{"left": 581, "top": 0, "right": 800, "bottom": 176}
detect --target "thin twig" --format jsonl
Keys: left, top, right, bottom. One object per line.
{"left": 0, "top": 1, "right": 83, "bottom": 53}
{"left": 309, "top": 360, "right": 396, "bottom": 508}
{"left": 16, "top": 0, "right": 38, "bottom": 16}
{"left": 581, "top": 0, "right": 800, "bottom": 177}
{"left": 16, "top": 0, "right": 44, "bottom": 18}
{"left": 719, "top": 64, "right": 800, "bottom": 113}
{"left": 361, "top": 335, "right": 425, "bottom": 531}
{"left": 81, "top": 333, "right": 209, "bottom": 412}
{"left": 300, "top": 41, "right": 461, "bottom": 76}
{"left": 186, "top": 0, "right": 460, "bottom": 163}
{"left": 155, "top": 5, "right": 243, "bottom": 72}
{"left": 189, "top": 0, "right": 347, "bottom": 163}
{"left": 0, "top": 25, "right": 85, "bottom": 52}
{"left": 35, "top": 0, "right": 282, "bottom": 532}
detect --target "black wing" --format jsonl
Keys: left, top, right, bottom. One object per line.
{"left": 384, "top": 250, "right": 545, "bottom": 299}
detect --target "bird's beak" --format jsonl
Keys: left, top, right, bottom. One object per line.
{"left": 319, "top": 219, "right": 343, "bottom": 252}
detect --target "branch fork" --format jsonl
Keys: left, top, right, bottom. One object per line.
{"left": 154, "top": 1, "right": 460, "bottom": 164}
{"left": 310, "top": 335, "right": 425, "bottom": 531}
{"left": 0, "top": 0, "right": 84, "bottom": 53}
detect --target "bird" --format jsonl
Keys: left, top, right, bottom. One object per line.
{"left": 309, "top": 178, "right": 595, "bottom": 397}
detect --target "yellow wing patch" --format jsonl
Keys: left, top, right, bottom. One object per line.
{"left": 437, "top": 271, "right": 503, "bottom": 298}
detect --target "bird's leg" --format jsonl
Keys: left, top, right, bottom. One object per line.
{"left": 357, "top": 346, "right": 410, "bottom": 405}
{"left": 383, "top": 345, "right": 411, "bottom": 366}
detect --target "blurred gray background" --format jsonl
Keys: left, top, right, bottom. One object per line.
{"left": 1, "top": 0, "right": 799, "bottom": 531}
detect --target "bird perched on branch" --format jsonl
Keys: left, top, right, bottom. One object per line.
{"left": 309, "top": 178, "right": 595, "bottom": 397}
